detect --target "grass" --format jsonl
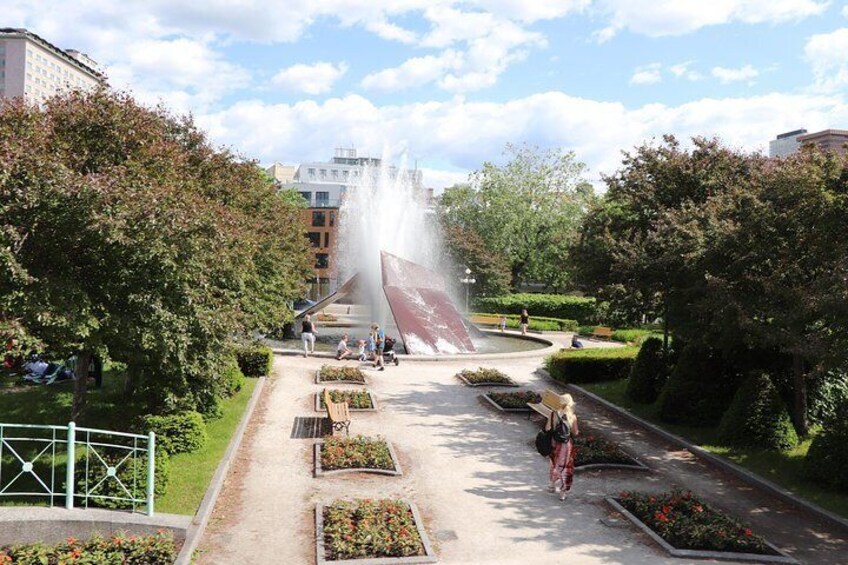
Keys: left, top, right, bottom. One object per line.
{"left": 0, "top": 368, "right": 260, "bottom": 516}
{"left": 157, "top": 377, "right": 257, "bottom": 515}
{"left": 556, "top": 346, "right": 640, "bottom": 359}
{"left": 581, "top": 378, "right": 848, "bottom": 519}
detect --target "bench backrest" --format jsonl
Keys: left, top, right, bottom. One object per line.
{"left": 470, "top": 315, "right": 500, "bottom": 325}
{"left": 324, "top": 389, "right": 350, "bottom": 421}
{"left": 541, "top": 390, "right": 561, "bottom": 410}
{"left": 593, "top": 326, "right": 614, "bottom": 336}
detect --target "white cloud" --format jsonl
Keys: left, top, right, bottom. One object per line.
{"left": 196, "top": 91, "right": 848, "bottom": 189}
{"left": 711, "top": 64, "right": 759, "bottom": 83}
{"left": 669, "top": 61, "right": 703, "bottom": 81}
{"left": 630, "top": 63, "right": 662, "bottom": 85}
{"left": 361, "top": 53, "right": 460, "bottom": 91}
{"left": 272, "top": 62, "right": 349, "bottom": 95}
{"left": 805, "top": 28, "right": 848, "bottom": 91}
{"left": 595, "top": 0, "right": 828, "bottom": 41}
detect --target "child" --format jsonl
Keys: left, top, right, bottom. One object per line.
{"left": 498, "top": 315, "right": 507, "bottom": 332}
{"left": 356, "top": 339, "right": 367, "bottom": 361}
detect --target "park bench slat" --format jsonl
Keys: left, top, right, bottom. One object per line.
{"left": 527, "top": 389, "right": 561, "bottom": 421}
{"left": 323, "top": 388, "right": 351, "bottom": 436}
{"left": 591, "top": 326, "right": 614, "bottom": 339}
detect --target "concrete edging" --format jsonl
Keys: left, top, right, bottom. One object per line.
{"left": 315, "top": 369, "right": 368, "bottom": 386}
{"left": 456, "top": 374, "right": 519, "bottom": 388}
{"left": 315, "top": 500, "right": 437, "bottom": 565}
{"left": 173, "top": 376, "right": 267, "bottom": 565}
{"left": 313, "top": 440, "right": 403, "bottom": 477}
{"left": 314, "top": 390, "right": 378, "bottom": 413}
{"left": 568, "top": 383, "right": 848, "bottom": 535}
{"left": 605, "top": 497, "right": 798, "bottom": 564}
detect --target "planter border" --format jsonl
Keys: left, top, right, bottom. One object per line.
{"left": 314, "top": 390, "right": 378, "bottom": 413}
{"left": 574, "top": 436, "right": 650, "bottom": 472}
{"left": 456, "top": 374, "right": 518, "bottom": 388}
{"left": 315, "top": 499, "right": 437, "bottom": 565}
{"left": 313, "top": 440, "right": 403, "bottom": 477}
{"left": 480, "top": 392, "right": 534, "bottom": 412}
{"left": 315, "top": 369, "right": 368, "bottom": 386}
{"left": 605, "top": 497, "right": 797, "bottom": 564}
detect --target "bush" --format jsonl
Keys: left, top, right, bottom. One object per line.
{"left": 143, "top": 411, "right": 208, "bottom": 455}
{"left": 805, "top": 399, "right": 848, "bottom": 492}
{"left": 471, "top": 313, "right": 578, "bottom": 332}
{"left": 235, "top": 342, "right": 274, "bottom": 377}
{"left": 808, "top": 370, "right": 848, "bottom": 427}
{"left": 219, "top": 355, "right": 245, "bottom": 397}
{"left": 626, "top": 338, "right": 669, "bottom": 404}
{"left": 657, "top": 344, "right": 741, "bottom": 426}
{"left": 0, "top": 531, "right": 177, "bottom": 565}
{"left": 717, "top": 374, "right": 799, "bottom": 451}
{"left": 75, "top": 447, "right": 170, "bottom": 510}
{"left": 545, "top": 347, "right": 638, "bottom": 384}
{"left": 474, "top": 294, "right": 602, "bottom": 324}
{"left": 323, "top": 499, "right": 426, "bottom": 560}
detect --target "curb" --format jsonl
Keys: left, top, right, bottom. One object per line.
{"left": 313, "top": 440, "right": 403, "bottom": 477}
{"left": 568, "top": 383, "right": 848, "bottom": 535}
{"left": 173, "top": 376, "right": 267, "bottom": 565}
{"left": 605, "top": 498, "right": 797, "bottom": 564}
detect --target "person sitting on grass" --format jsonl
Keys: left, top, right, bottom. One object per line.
{"left": 336, "top": 334, "right": 352, "bottom": 360}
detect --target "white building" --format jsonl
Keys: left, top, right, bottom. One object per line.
{"left": 0, "top": 28, "right": 104, "bottom": 104}
{"left": 769, "top": 129, "right": 807, "bottom": 158}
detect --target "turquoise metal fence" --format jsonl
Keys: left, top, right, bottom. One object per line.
{"left": 0, "top": 422, "right": 156, "bottom": 515}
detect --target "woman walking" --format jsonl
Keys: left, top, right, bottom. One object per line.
{"left": 301, "top": 314, "right": 316, "bottom": 357}
{"left": 547, "top": 393, "right": 579, "bottom": 501}
{"left": 520, "top": 309, "right": 530, "bottom": 336}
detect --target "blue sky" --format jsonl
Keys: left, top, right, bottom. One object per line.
{"left": 6, "top": 1, "right": 848, "bottom": 188}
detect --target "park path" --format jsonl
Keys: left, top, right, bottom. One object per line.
{"left": 197, "top": 347, "right": 848, "bottom": 565}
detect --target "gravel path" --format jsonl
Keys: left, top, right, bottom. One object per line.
{"left": 197, "top": 352, "right": 847, "bottom": 565}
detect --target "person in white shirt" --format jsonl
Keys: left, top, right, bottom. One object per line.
{"left": 336, "top": 334, "right": 352, "bottom": 360}
{"left": 356, "top": 339, "right": 367, "bottom": 361}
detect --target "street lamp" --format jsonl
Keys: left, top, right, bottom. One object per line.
{"left": 460, "top": 267, "right": 476, "bottom": 312}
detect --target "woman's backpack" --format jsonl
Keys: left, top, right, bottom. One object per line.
{"left": 551, "top": 412, "right": 572, "bottom": 444}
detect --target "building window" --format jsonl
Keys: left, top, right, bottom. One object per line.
{"left": 316, "top": 191, "right": 329, "bottom": 205}
{"left": 307, "top": 232, "right": 321, "bottom": 248}
{"left": 308, "top": 168, "right": 316, "bottom": 179}
{"left": 332, "top": 169, "right": 339, "bottom": 179}
{"left": 343, "top": 170, "right": 349, "bottom": 180}
{"left": 315, "top": 253, "right": 329, "bottom": 269}
{"left": 319, "top": 169, "right": 327, "bottom": 179}
{"left": 329, "top": 211, "right": 336, "bottom": 227}
{"left": 324, "top": 232, "right": 330, "bottom": 248}
{"left": 299, "top": 191, "right": 311, "bottom": 203}
{"left": 312, "top": 211, "right": 326, "bottom": 227}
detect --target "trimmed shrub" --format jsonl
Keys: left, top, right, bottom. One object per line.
{"left": 143, "top": 410, "right": 208, "bottom": 455}
{"left": 75, "top": 447, "right": 170, "bottom": 510}
{"left": 717, "top": 374, "right": 799, "bottom": 451}
{"left": 657, "top": 344, "right": 741, "bottom": 426}
{"left": 475, "top": 294, "right": 602, "bottom": 324}
{"left": 808, "top": 370, "right": 848, "bottom": 427}
{"left": 235, "top": 342, "right": 274, "bottom": 377}
{"left": 471, "top": 313, "right": 578, "bottom": 332}
{"left": 804, "top": 399, "right": 848, "bottom": 492}
{"left": 626, "top": 337, "right": 669, "bottom": 404}
{"left": 546, "top": 347, "right": 638, "bottom": 384}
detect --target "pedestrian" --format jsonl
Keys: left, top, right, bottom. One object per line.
{"left": 356, "top": 339, "right": 367, "bottom": 361}
{"left": 498, "top": 314, "right": 507, "bottom": 332}
{"left": 520, "top": 308, "right": 530, "bottom": 336}
{"left": 571, "top": 334, "right": 584, "bottom": 349}
{"left": 301, "top": 314, "right": 316, "bottom": 357}
{"left": 372, "top": 323, "right": 386, "bottom": 371}
{"left": 547, "top": 393, "right": 579, "bottom": 501}
{"left": 336, "top": 333, "right": 352, "bottom": 360}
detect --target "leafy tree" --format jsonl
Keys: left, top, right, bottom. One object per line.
{"left": 439, "top": 144, "right": 594, "bottom": 291}
{"left": 0, "top": 88, "right": 311, "bottom": 421}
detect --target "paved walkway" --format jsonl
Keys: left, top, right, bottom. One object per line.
{"left": 198, "top": 353, "right": 848, "bottom": 565}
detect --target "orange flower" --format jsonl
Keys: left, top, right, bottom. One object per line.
{"left": 654, "top": 511, "right": 669, "bottom": 523}
{"left": 66, "top": 537, "right": 78, "bottom": 545}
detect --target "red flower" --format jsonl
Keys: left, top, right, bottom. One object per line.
{"left": 654, "top": 512, "right": 669, "bottom": 523}
{"left": 744, "top": 529, "right": 752, "bottom": 536}
{"left": 693, "top": 505, "right": 703, "bottom": 513}
{"left": 661, "top": 505, "right": 672, "bottom": 515}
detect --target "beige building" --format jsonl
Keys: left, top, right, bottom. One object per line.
{"left": 265, "top": 162, "right": 297, "bottom": 185}
{"left": 0, "top": 28, "right": 104, "bottom": 104}
{"left": 797, "top": 129, "right": 848, "bottom": 155}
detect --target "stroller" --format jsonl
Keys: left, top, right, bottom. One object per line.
{"left": 382, "top": 337, "right": 400, "bottom": 366}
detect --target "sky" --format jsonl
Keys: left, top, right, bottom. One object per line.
{"left": 6, "top": 1, "right": 848, "bottom": 189}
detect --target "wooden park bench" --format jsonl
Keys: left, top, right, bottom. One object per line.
{"left": 591, "top": 326, "right": 614, "bottom": 340}
{"left": 470, "top": 314, "right": 501, "bottom": 326}
{"left": 323, "top": 388, "right": 351, "bottom": 436}
{"left": 527, "top": 389, "right": 562, "bottom": 421}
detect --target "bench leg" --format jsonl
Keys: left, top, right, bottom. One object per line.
{"left": 344, "top": 421, "right": 350, "bottom": 436}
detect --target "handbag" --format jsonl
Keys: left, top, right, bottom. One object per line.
{"left": 535, "top": 428, "right": 554, "bottom": 456}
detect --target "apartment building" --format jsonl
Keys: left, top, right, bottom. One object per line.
{"left": 0, "top": 28, "right": 104, "bottom": 104}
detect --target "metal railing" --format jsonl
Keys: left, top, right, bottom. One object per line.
{"left": 0, "top": 422, "right": 156, "bottom": 515}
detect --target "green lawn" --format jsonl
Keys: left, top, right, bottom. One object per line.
{"left": 581, "top": 378, "right": 848, "bottom": 519}
{"left": 157, "top": 377, "right": 257, "bottom": 515}
{"left": 0, "top": 369, "right": 260, "bottom": 516}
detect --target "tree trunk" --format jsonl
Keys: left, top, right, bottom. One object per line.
{"left": 792, "top": 353, "right": 808, "bottom": 437}
{"left": 71, "top": 350, "right": 92, "bottom": 422}
{"left": 124, "top": 363, "right": 142, "bottom": 398}
{"left": 662, "top": 304, "right": 670, "bottom": 353}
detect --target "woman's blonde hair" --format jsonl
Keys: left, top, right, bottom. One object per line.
{"left": 558, "top": 393, "right": 576, "bottom": 425}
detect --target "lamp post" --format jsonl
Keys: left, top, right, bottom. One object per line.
{"left": 460, "top": 267, "right": 476, "bottom": 312}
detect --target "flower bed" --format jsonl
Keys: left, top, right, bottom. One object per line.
{"left": 482, "top": 390, "right": 541, "bottom": 412}
{"left": 317, "top": 366, "right": 367, "bottom": 384}
{"left": 456, "top": 368, "right": 518, "bottom": 387}
{"left": 317, "top": 499, "right": 436, "bottom": 564}
{"left": 316, "top": 389, "right": 376, "bottom": 412}
{"left": 574, "top": 435, "right": 646, "bottom": 470}
{"left": 611, "top": 490, "right": 791, "bottom": 561}
{"left": 0, "top": 531, "right": 177, "bottom": 564}
{"left": 316, "top": 436, "right": 401, "bottom": 476}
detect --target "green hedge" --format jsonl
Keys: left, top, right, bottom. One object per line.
{"left": 75, "top": 447, "right": 169, "bottom": 510}
{"left": 805, "top": 400, "right": 848, "bottom": 492}
{"left": 475, "top": 294, "right": 601, "bottom": 324}
{"left": 546, "top": 347, "right": 638, "bottom": 384}
{"left": 577, "top": 326, "right": 663, "bottom": 345}
{"left": 717, "top": 374, "right": 799, "bottom": 451}
{"left": 472, "top": 312, "right": 578, "bottom": 332}
{"left": 235, "top": 343, "right": 274, "bottom": 377}
{"left": 626, "top": 337, "right": 669, "bottom": 404}
{"left": 143, "top": 411, "right": 208, "bottom": 455}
